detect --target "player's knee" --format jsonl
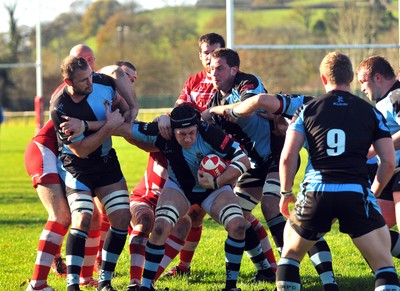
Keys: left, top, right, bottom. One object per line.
{"left": 71, "top": 211, "right": 93, "bottom": 231}
{"left": 109, "top": 208, "right": 131, "bottom": 229}
{"left": 188, "top": 205, "right": 206, "bottom": 224}
{"left": 261, "top": 195, "right": 280, "bottom": 220}
{"left": 53, "top": 214, "right": 71, "bottom": 228}
{"left": 174, "top": 215, "right": 192, "bottom": 236}
{"left": 136, "top": 212, "right": 155, "bottom": 234}
{"left": 152, "top": 219, "right": 172, "bottom": 238}
{"left": 226, "top": 217, "right": 247, "bottom": 240}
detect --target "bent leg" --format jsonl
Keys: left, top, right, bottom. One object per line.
{"left": 30, "top": 184, "right": 70, "bottom": 288}
{"left": 276, "top": 222, "right": 316, "bottom": 291}
{"left": 352, "top": 226, "right": 399, "bottom": 290}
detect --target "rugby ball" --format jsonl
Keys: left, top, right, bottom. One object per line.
{"left": 199, "top": 154, "right": 227, "bottom": 178}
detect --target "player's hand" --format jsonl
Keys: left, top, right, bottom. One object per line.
{"left": 201, "top": 108, "right": 214, "bottom": 124}
{"left": 125, "top": 107, "right": 139, "bottom": 123}
{"left": 279, "top": 193, "right": 296, "bottom": 218}
{"left": 272, "top": 115, "right": 288, "bottom": 136}
{"left": 105, "top": 103, "right": 124, "bottom": 130}
{"left": 197, "top": 170, "right": 217, "bottom": 189}
{"left": 156, "top": 114, "right": 173, "bottom": 140}
{"left": 223, "top": 108, "right": 239, "bottom": 123}
{"left": 60, "top": 115, "right": 85, "bottom": 141}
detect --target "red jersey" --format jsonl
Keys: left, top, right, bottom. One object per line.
{"left": 131, "top": 152, "right": 169, "bottom": 207}
{"left": 176, "top": 70, "right": 216, "bottom": 112}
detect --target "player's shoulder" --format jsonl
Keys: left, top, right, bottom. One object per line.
{"left": 389, "top": 88, "right": 400, "bottom": 104}
{"left": 235, "top": 71, "right": 259, "bottom": 83}
{"left": 92, "top": 72, "right": 115, "bottom": 87}
{"left": 185, "top": 70, "right": 208, "bottom": 83}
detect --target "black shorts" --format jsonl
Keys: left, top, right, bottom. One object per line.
{"left": 289, "top": 182, "right": 386, "bottom": 240}
{"left": 60, "top": 148, "right": 125, "bottom": 196}
{"left": 236, "top": 155, "right": 278, "bottom": 188}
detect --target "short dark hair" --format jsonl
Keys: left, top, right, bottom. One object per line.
{"left": 115, "top": 60, "right": 136, "bottom": 71}
{"left": 212, "top": 48, "right": 240, "bottom": 68}
{"left": 61, "top": 56, "right": 89, "bottom": 80}
{"left": 356, "top": 55, "right": 395, "bottom": 80}
{"left": 198, "top": 33, "right": 226, "bottom": 52}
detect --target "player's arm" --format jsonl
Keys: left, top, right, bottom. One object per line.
{"left": 367, "top": 130, "right": 400, "bottom": 159}
{"left": 113, "top": 121, "right": 159, "bottom": 152}
{"left": 279, "top": 128, "right": 304, "bottom": 218}
{"left": 218, "top": 148, "right": 250, "bottom": 187}
{"left": 371, "top": 137, "right": 395, "bottom": 197}
{"left": 60, "top": 116, "right": 106, "bottom": 141}
{"left": 392, "top": 130, "right": 400, "bottom": 151}
{"left": 226, "top": 93, "right": 281, "bottom": 120}
{"left": 105, "top": 65, "right": 139, "bottom": 122}
{"left": 62, "top": 104, "right": 124, "bottom": 158}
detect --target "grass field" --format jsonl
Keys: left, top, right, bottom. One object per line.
{"left": 1, "top": 119, "right": 399, "bottom": 291}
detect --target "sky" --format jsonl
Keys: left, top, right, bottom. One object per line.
{"left": 0, "top": 0, "right": 196, "bottom": 33}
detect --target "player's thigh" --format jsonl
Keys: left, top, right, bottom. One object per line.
{"left": 95, "top": 181, "right": 130, "bottom": 228}
{"left": 37, "top": 183, "right": 70, "bottom": 222}
{"left": 281, "top": 222, "right": 316, "bottom": 262}
{"left": 352, "top": 225, "right": 394, "bottom": 271}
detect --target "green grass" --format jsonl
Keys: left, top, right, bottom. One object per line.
{"left": 0, "top": 119, "right": 399, "bottom": 290}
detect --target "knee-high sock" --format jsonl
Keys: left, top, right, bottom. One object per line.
{"left": 244, "top": 225, "right": 274, "bottom": 277}
{"left": 142, "top": 242, "right": 165, "bottom": 289}
{"left": 225, "top": 236, "right": 245, "bottom": 290}
{"left": 266, "top": 213, "right": 286, "bottom": 254}
{"left": 98, "top": 227, "right": 127, "bottom": 288}
{"left": 276, "top": 257, "right": 301, "bottom": 291}
{"left": 154, "top": 234, "right": 185, "bottom": 281}
{"left": 95, "top": 213, "right": 110, "bottom": 268}
{"left": 80, "top": 229, "right": 100, "bottom": 284}
{"left": 307, "top": 237, "right": 338, "bottom": 290}
{"left": 374, "top": 267, "right": 399, "bottom": 290}
{"left": 66, "top": 228, "right": 88, "bottom": 288}
{"left": 249, "top": 217, "right": 277, "bottom": 271}
{"left": 178, "top": 225, "right": 202, "bottom": 271}
{"left": 129, "top": 230, "right": 148, "bottom": 285}
{"left": 30, "top": 221, "right": 68, "bottom": 288}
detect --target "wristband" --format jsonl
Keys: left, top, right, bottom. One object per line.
{"left": 213, "top": 177, "right": 219, "bottom": 189}
{"left": 231, "top": 108, "right": 241, "bottom": 119}
{"left": 280, "top": 189, "right": 293, "bottom": 196}
{"left": 83, "top": 120, "right": 89, "bottom": 132}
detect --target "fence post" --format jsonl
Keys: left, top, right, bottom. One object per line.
{"left": 34, "top": 96, "right": 44, "bottom": 132}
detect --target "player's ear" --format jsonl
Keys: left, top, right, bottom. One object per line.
{"left": 320, "top": 74, "right": 328, "bottom": 85}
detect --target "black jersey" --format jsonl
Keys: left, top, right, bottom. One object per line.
{"left": 50, "top": 73, "right": 116, "bottom": 158}
{"left": 291, "top": 90, "right": 391, "bottom": 185}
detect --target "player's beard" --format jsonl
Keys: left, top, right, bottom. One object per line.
{"left": 73, "top": 84, "right": 93, "bottom": 96}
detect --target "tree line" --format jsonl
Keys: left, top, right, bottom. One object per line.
{"left": 0, "top": 0, "right": 398, "bottom": 111}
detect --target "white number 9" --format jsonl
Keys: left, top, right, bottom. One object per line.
{"left": 326, "top": 129, "right": 345, "bottom": 156}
